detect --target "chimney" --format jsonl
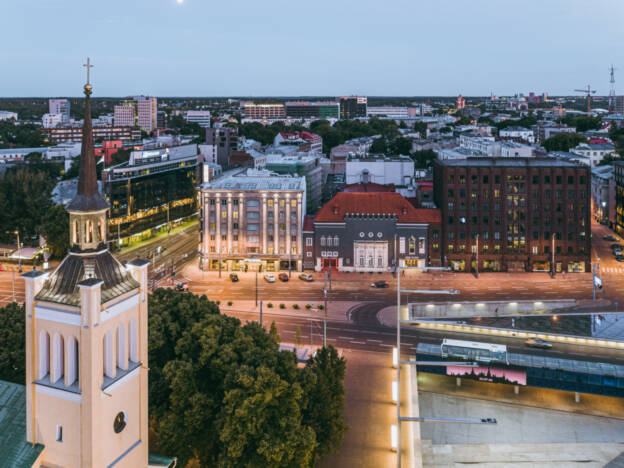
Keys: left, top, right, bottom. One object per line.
{"left": 333, "top": 204, "right": 339, "bottom": 215}
{"left": 402, "top": 204, "right": 407, "bottom": 215}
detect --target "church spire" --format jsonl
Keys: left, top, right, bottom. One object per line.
{"left": 66, "top": 57, "right": 109, "bottom": 212}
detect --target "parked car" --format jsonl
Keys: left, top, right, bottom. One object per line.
{"left": 610, "top": 243, "right": 624, "bottom": 250}
{"left": 175, "top": 282, "right": 188, "bottom": 291}
{"left": 614, "top": 249, "right": 622, "bottom": 257}
{"left": 278, "top": 273, "right": 289, "bottom": 282}
{"left": 264, "top": 274, "right": 276, "bottom": 283}
{"left": 604, "top": 235, "right": 619, "bottom": 242}
{"left": 524, "top": 337, "right": 552, "bottom": 349}
{"left": 371, "top": 280, "right": 389, "bottom": 288}
{"left": 616, "top": 256, "right": 624, "bottom": 263}
{"left": 299, "top": 273, "right": 314, "bottom": 282}
{"left": 229, "top": 273, "right": 239, "bottom": 282}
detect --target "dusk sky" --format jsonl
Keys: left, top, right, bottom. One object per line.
{"left": 3, "top": 0, "right": 623, "bottom": 97}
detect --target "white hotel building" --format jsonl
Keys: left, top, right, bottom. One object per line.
{"left": 198, "top": 169, "right": 306, "bottom": 272}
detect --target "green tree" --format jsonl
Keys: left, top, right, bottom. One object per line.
{"left": 0, "top": 302, "right": 26, "bottom": 384}
{"left": 411, "top": 149, "right": 437, "bottom": 169}
{"left": 370, "top": 138, "right": 387, "bottom": 154}
{"left": 41, "top": 204, "right": 69, "bottom": 258}
{"left": 542, "top": 133, "right": 587, "bottom": 152}
{"left": 389, "top": 137, "right": 411, "bottom": 156}
{"left": 299, "top": 346, "right": 348, "bottom": 462}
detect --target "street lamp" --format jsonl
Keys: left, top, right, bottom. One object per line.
{"left": 475, "top": 234, "right": 479, "bottom": 279}
{"left": 14, "top": 230, "right": 21, "bottom": 273}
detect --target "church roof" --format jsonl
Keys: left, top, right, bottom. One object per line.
{"left": 65, "top": 81, "right": 109, "bottom": 212}
{"left": 36, "top": 250, "right": 139, "bottom": 306}
{"left": 0, "top": 380, "right": 45, "bottom": 467}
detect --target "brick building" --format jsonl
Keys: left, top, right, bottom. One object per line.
{"left": 303, "top": 192, "right": 441, "bottom": 271}
{"left": 433, "top": 158, "right": 591, "bottom": 273}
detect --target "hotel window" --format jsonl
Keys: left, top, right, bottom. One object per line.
{"left": 306, "top": 252, "right": 312, "bottom": 257}
{"left": 447, "top": 245, "right": 454, "bottom": 253}
{"left": 448, "top": 175, "right": 455, "bottom": 183}
{"left": 334, "top": 235, "right": 339, "bottom": 246}
{"left": 399, "top": 237, "right": 406, "bottom": 254}
{"left": 291, "top": 235, "right": 297, "bottom": 242}
{"left": 221, "top": 211, "right": 227, "bottom": 218}
{"left": 320, "top": 236, "right": 326, "bottom": 246}
{"left": 233, "top": 235, "right": 238, "bottom": 241}
{"left": 292, "top": 247, "right": 297, "bottom": 254}
{"left": 210, "top": 199, "right": 215, "bottom": 205}
{"left": 233, "top": 211, "right": 239, "bottom": 219}
{"left": 482, "top": 245, "right": 488, "bottom": 253}
{"left": 433, "top": 243, "right": 439, "bottom": 252}
{"left": 233, "top": 199, "right": 239, "bottom": 206}
{"left": 494, "top": 189, "right": 500, "bottom": 198}
{"left": 279, "top": 200, "right": 285, "bottom": 207}
{"left": 221, "top": 199, "right": 227, "bottom": 205}
{"left": 459, "top": 175, "right": 466, "bottom": 184}
{"left": 494, "top": 244, "right": 500, "bottom": 253}
{"left": 306, "top": 237, "right": 312, "bottom": 246}
{"left": 268, "top": 199, "right": 274, "bottom": 207}
{"left": 532, "top": 246, "right": 538, "bottom": 254}
{"left": 291, "top": 200, "right": 297, "bottom": 207}
{"left": 209, "top": 247, "right": 215, "bottom": 253}
{"left": 221, "top": 235, "right": 226, "bottom": 241}
{"left": 409, "top": 237, "right": 416, "bottom": 254}
{"left": 210, "top": 235, "right": 215, "bottom": 241}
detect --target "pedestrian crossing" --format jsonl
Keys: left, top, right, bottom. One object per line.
{"left": 599, "top": 267, "right": 624, "bottom": 274}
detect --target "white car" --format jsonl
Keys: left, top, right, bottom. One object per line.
{"left": 264, "top": 274, "right": 276, "bottom": 283}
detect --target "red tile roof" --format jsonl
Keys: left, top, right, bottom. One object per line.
{"left": 341, "top": 182, "right": 395, "bottom": 193}
{"left": 315, "top": 192, "right": 441, "bottom": 224}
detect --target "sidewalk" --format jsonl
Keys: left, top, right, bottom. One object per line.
{"left": 219, "top": 300, "right": 359, "bottom": 323}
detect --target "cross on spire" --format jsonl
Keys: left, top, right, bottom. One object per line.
{"left": 83, "top": 57, "right": 93, "bottom": 85}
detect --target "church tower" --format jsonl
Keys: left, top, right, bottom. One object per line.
{"left": 23, "top": 60, "right": 149, "bottom": 468}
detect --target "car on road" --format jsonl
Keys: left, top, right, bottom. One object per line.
{"left": 371, "top": 280, "right": 389, "bottom": 288}
{"left": 175, "top": 282, "right": 189, "bottom": 291}
{"left": 229, "top": 273, "right": 239, "bottom": 282}
{"left": 264, "top": 274, "right": 276, "bottom": 283}
{"left": 611, "top": 243, "right": 624, "bottom": 250}
{"left": 616, "top": 255, "right": 624, "bottom": 263}
{"left": 614, "top": 249, "right": 622, "bottom": 257}
{"left": 604, "top": 235, "right": 619, "bottom": 242}
{"left": 299, "top": 273, "right": 314, "bottom": 282}
{"left": 278, "top": 273, "right": 289, "bottom": 282}
{"left": 524, "top": 337, "right": 552, "bottom": 349}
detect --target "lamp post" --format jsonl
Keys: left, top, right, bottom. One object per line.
{"left": 475, "top": 234, "right": 479, "bottom": 279}
{"left": 551, "top": 233, "right": 555, "bottom": 278}
{"left": 14, "top": 230, "right": 21, "bottom": 273}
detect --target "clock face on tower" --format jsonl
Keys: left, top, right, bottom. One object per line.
{"left": 114, "top": 412, "right": 127, "bottom": 433}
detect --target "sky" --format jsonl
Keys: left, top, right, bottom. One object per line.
{"left": 2, "top": 0, "right": 624, "bottom": 97}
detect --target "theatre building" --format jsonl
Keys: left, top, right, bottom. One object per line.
{"left": 304, "top": 192, "right": 441, "bottom": 271}
{"left": 433, "top": 158, "right": 591, "bottom": 273}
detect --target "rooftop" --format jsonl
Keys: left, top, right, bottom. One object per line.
{"left": 315, "top": 192, "right": 441, "bottom": 224}
{"left": 341, "top": 182, "right": 396, "bottom": 193}
{"left": 436, "top": 157, "right": 582, "bottom": 168}
{"left": 0, "top": 380, "right": 45, "bottom": 468}
{"left": 201, "top": 168, "right": 305, "bottom": 192}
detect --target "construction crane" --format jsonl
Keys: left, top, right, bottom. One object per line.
{"left": 574, "top": 85, "right": 596, "bottom": 117}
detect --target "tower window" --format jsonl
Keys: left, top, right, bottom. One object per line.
{"left": 56, "top": 425, "right": 63, "bottom": 442}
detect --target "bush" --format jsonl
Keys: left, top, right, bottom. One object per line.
{"left": 227, "top": 301, "right": 233, "bottom": 306}
{"left": 267, "top": 302, "right": 273, "bottom": 308}
{"left": 305, "top": 304, "right": 312, "bottom": 310}
{"left": 293, "top": 304, "right": 300, "bottom": 310}
{"left": 279, "top": 303, "right": 286, "bottom": 309}
{"left": 216, "top": 300, "right": 221, "bottom": 305}
{"left": 318, "top": 305, "right": 324, "bottom": 310}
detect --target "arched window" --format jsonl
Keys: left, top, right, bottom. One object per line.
{"left": 39, "top": 331, "right": 50, "bottom": 379}
{"left": 409, "top": 236, "right": 416, "bottom": 255}
{"left": 103, "top": 331, "right": 115, "bottom": 378}
{"left": 334, "top": 235, "right": 339, "bottom": 246}
{"left": 129, "top": 318, "right": 139, "bottom": 363}
{"left": 326, "top": 236, "right": 332, "bottom": 247}
{"left": 72, "top": 221, "right": 78, "bottom": 245}
{"left": 52, "top": 334, "right": 64, "bottom": 384}
{"left": 320, "top": 236, "right": 326, "bottom": 246}
{"left": 117, "top": 324, "right": 128, "bottom": 371}
{"left": 66, "top": 336, "right": 79, "bottom": 386}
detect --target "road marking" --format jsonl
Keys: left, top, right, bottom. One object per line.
{"left": 367, "top": 339, "right": 383, "bottom": 343}
{"left": 379, "top": 344, "right": 393, "bottom": 347}
{"left": 350, "top": 341, "right": 366, "bottom": 345}
{"left": 339, "top": 336, "right": 355, "bottom": 340}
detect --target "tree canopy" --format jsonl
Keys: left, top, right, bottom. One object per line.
{"left": 0, "top": 302, "right": 25, "bottom": 384}
{"left": 148, "top": 289, "right": 347, "bottom": 467}
{"left": 542, "top": 133, "right": 587, "bottom": 152}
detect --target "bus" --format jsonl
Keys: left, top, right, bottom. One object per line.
{"left": 441, "top": 339, "right": 508, "bottom": 364}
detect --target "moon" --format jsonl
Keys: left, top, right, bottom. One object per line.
{"left": 176, "top": 0, "right": 183, "bottom": 3}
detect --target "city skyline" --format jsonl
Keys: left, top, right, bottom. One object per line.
{"left": 2, "top": 0, "right": 623, "bottom": 97}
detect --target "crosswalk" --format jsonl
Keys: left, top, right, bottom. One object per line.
{"left": 599, "top": 267, "right": 624, "bottom": 274}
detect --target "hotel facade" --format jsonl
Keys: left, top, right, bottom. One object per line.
{"left": 199, "top": 169, "right": 306, "bottom": 272}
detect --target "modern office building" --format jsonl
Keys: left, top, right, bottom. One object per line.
{"left": 303, "top": 192, "right": 441, "bottom": 271}
{"left": 114, "top": 96, "right": 158, "bottom": 132}
{"left": 366, "top": 106, "right": 409, "bottom": 118}
{"left": 198, "top": 169, "right": 306, "bottom": 272}
{"left": 265, "top": 152, "right": 323, "bottom": 214}
{"left": 591, "top": 165, "right": 615, "bottom": 227}
{"left": 339, "top": 96, "right": 367, "bottom": 119}
{"left": 433, "top": 158, "right": 591, "bottom": 273}
{"left": 241, "top": 102, "right": 286, "bottom": 119}
{"left": 499, "top": 126, "right": 535, "bottom": 143}
{"left": 612, "top": 162, "right": 624, "bottom": 236}
{"left": 102, "top": 144, "right": 199, "bottom": 246}
{"left": 284, "top": 101, "right": 340, "bottom": 119}
{"left": 49, "top": 98, "right": 70, "bottom": 122}
{"left": 42, "top": 113, "right": 65, "bottom": 128}
{"left": 185, "top": 110, "right": 212, "bottom": 127}
{"left": 43, "top": 125, "right": 141, "bottom": 144}
{"left": 346, "top": 155, "right": 415, "bottom": 187}
{"left": 204, "top": 127, "right": 238, "bottom": 168}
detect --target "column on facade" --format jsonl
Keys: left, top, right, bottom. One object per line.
{"left": 216, "top": 194, "right": 221, "bottom": 254}
{"left": 296, "top": 196, "right": 302, "bottom": 256}
{"left": 286, "top": 195, "right": 291, "bottom": 256}
{"left": 238, "top": 194, "right": 245, "bottom": 254}
{"left": 273, "top": 195, "right": 279, "bottom": 254}
{"left": 202, "top": 193, "right": 209, "bottom": 261}
{"left": 262, "top": 195, "right": 268, "bottom": 254}
{"left": 227, "top": 196, "right": 233, "bottom": 254}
